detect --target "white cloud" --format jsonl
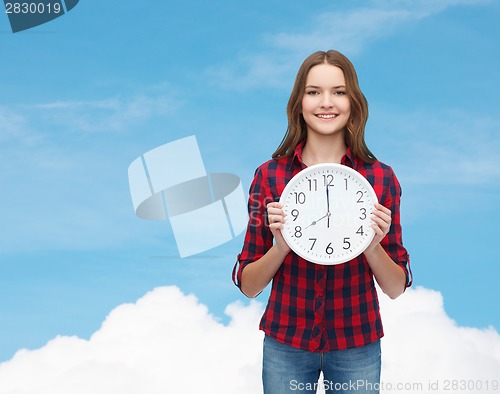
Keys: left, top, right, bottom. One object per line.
{"left": 278, "top": 0, "right": 494, "bottom": 55}
{"left": 370, "top": 108, "right": 500, "bottom": 187}
{"left": 0, "top": 85, "right": 184, "bottom": 253}
{"left": 29, "top": 99, "right": 122, "bottom": 111}
{"left": 380, "top": 287, "right": 500, "bottom": 390}
{"left": 208, "top": 0, "right": 492, "bottom": 90}
{"left": 0, "top": 287, "right": 264, "bottom": 394}
{"left": 0, "top": 105, "right": 42, "bottom": 146}
{"left": 372, "top": 0, "right": 492, "bottom": 14}
{"left": 0, "top": 130, "right": 141, "bottom": 253}
{"left": 0, "top": 285, "right": 498, "bottom": 394}
{"left": 24, "top": 92, "right": 183, "bottom": 134}
{"left": 208, "top": 7, "right": 413, "bottom": 90}
{"left": 206, "top": 51, "right": 296, "bottom": 91}
{"left": 270, "top": 8, "right": 411, "bottom": 56}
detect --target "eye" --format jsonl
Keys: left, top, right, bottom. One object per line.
{"left": 306, "top": 90, "right": 319, "bottom": 95}
{"left": 333, "top": 91, "right": 347, "bottom": 95}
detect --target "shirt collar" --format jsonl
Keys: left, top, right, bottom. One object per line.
{"left": 293, "top": 142, "right": 304, "bottom": 164}
{"left": 341, "top": 147, "right": 356, "bottom": 168}
{"left": 291, "top": 141, "right": 357, "bottom": 169}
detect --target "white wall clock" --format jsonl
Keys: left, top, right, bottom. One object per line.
{"left": 279, "top": 163, "right": 378, "bottom": 265}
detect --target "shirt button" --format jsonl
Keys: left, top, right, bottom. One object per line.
{"left": 318, "top": 291, "right": 324, "bottom": 297}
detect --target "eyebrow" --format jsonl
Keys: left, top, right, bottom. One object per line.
{"left": 305, "top": 85, "right": 346, "bottom": 89}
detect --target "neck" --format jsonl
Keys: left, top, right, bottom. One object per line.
{"left": 301, "top": 133, "right": 347, "bottom": 166}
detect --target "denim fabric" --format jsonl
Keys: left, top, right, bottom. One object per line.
{"left": 263, "top": 335, "right": 381, "bottom": 393}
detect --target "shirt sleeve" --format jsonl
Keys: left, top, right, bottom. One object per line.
{"left": 380, "top": 167, "right": 413, "bottom": 288}
{"left": 232, "top": 165, "right": 275, "bottom": 292}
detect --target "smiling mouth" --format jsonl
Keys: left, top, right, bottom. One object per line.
{"left": 316, "top": 113, "right": 338, "bottom": 119}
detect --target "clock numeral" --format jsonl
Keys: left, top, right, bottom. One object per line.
{"left": 294, "top": 192, "right": 306, "bottom": 204}
{"left": 359, "top": 207, "right": 367, "bottom": 220}
{"left": 323, "top": 174, "right": 334, "bottom": 186}
{"left": 307, "top": 178, "right": 318, "bottom": 192}
{"left": 294, "top": 226, "right": 302, "bottom": 238}
{"left": 308, "top": 238, "right": 317, "bottom": 250}
{"left": 356, "top": 190, "right": 364, "bottom": 203}
{"left": 291, "top": 209, "right": 299, "bottom": 221}
{"left": 344, "top": 178, "right": 348, "bottom": 190}
{"left": 343, "top": 237, "right": 351, "bottom": 250}
{"left": 325, "top": 242, "right": 334, "bottom": 255}
{"left": 356, "top": 225, "right": 364, "bottom": 236}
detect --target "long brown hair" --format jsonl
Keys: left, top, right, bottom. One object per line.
{"left": 272, "top": 50, "right": 376, "bottom": 163}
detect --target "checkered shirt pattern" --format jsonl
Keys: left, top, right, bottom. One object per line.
{"left": 233, "top": 143, "right": 412, "bottom": 352}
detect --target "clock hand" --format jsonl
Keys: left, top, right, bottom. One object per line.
{"left": 305, "top": 184, "right": 333, "bottom": 229}
{"left": 305, "top": 212, "right": 331, "bottom": 229}
{"left": 326, "top": 184, "right": 330, "bottom": 214}
{"left": 326, "top": 184, "right": 331, "bottom": 228}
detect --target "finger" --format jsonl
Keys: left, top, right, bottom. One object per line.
{"left": 267, "top": 202, "right": 286, "bottom": 225}
{"left": 371, "top": 213, "right": 391, "bottom": 228}
{"left": 372, "top": 207, "right": 391, "bottom": 223}
{"left": 268, "top": 214, "right": 285, "bottom": 225}
{"left": 267, "top": 202, "right": 283, "bottom": 210}
{"left": 374, "top": 203, "right": 391, "bottom": 216}
{"left": 267, "top": 207, "right": 284, "bottom": 216}
{"left": 371, "top": 216, "right": 391, "bottom": 235}
{"left": 371, "top": 223, "right": 384, "bottom": 237}
{"left": 268, "top": 206, "right": 285, "bottom": 218}
{"left": 269, "top": 222, "right": 284, "bottom": 231}
{"left": 371, "top": 217, "right": 390, "bottom": 232}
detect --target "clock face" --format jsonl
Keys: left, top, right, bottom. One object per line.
{"left": 279, "top": 163, "right": 378, "bottom": 265}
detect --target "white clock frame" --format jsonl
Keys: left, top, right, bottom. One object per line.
{"left": 279, "top": 163, "right": 378, "bottom": 265}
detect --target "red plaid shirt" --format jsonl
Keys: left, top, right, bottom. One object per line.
{"left": 233, "top": 143, "right": 412, "bottom": 352}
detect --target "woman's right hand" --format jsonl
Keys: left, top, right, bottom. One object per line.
{"left": 267, "top": 202, "right": 291, "bottom": 255}
{"left": 240, "top": 202, "right": 291, "bottom": 298}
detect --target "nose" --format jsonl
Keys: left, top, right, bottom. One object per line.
{"left": 320, "top": 94, "right": 334, "bottom": 108}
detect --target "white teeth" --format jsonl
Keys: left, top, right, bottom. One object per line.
{"left": 317, "top": 114, "right": 337, "bottom": 119}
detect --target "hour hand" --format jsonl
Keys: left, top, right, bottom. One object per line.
{"left": 305, "top": 212, "right": 330, "bottom": 229}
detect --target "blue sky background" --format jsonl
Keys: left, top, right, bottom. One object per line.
{"left": 0, "top": 0, "right": 499, "bottom": 362}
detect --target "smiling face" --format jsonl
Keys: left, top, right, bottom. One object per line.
{"left": 301, "top": 64, "right": 351, "bottom": 139}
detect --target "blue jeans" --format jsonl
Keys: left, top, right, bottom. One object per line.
{"left": 263, "top": 335, "right": 381, "bottom": 394}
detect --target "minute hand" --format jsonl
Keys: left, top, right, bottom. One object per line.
{"left": 305, "top": 184, "right": 332, "bottom": 229}
{"left": 326, "top": 183, "right": 331, "bottom": 213}
{"left": 326, "top": 183, "right": 332, "bottom": 228}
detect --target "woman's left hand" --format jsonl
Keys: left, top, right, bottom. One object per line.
{"left": 365, "top": 203, "right": 391, "bottom": 254}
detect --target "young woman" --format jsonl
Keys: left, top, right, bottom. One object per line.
{"left": 232, "top": 50, "right": 412, "bottom": 394}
